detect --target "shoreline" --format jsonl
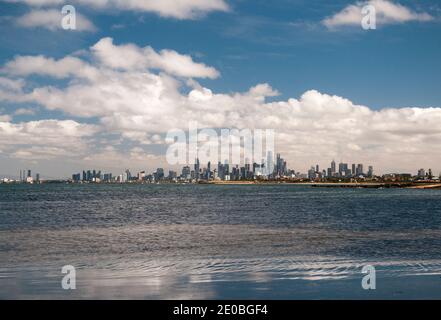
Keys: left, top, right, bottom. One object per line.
{"left": 3, "top": 180, "right": 441, "bottom": 189}
{"left": 209, "top": 181, "right": 441, "bottom": 189}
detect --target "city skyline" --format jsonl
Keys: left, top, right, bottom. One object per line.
{"left": 3, "top": 154, "right": 440, "bottom": 183}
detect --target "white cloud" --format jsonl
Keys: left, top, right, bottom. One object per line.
{"left": 16, "top": 8, "right": 96, "bottom": 31}
{"left": 14, "top": 108, "right": 37, "bottom": 116}
{"left": 2, "top": 55, "right": 98, "bottom": 79}
{"left": 0, "top": 119, "right": 98, "bottom": 159}
{"left": 0, "top": 77, "right": 25, "bottom": 91}
{"left": 1, "top": 39, "right": 441, "bottom": 174}
{"left": 91, "top": 37, "right": 220, "bottom": 78}
{"left": 0, "top": 114, "right": 12, "bottom": 122}
{"left": 4, "top": 0, "right": 230, "bottom": 19}
{"left": 323, "top": 0, "right": 433, "bottom": 29}
{"left": 3, "top": 38, "right": 219, "bottom": 80}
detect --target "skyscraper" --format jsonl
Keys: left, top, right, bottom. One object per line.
{"left": 182, "top": 166, "right": 191, "bottom": 179}
{"left": 368, "top": 166, "right": 374, "bottom": 178}
{"left": 194, "top": 158, "right": 200, "bottom": 180}
{"left": 266, "top": 151, "right": 274, "bottom": 176}
{"left": 125, "top": 169, "right": 132, "bottom": 181}
{"left": 356, "top": 164, "right": 364, "bottom": 176}
{"left": 331, "top": 160, "right": 336, "bottom": 176}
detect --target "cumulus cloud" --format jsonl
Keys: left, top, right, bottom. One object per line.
{"left": 91, "top": 37, "right": 220, "bottom": 78}
{"left": 323, "top": 0, "right": 433, "bottom": 29}
{"left": 3, "top": 0, "right": 230, "bottom": 19}
{"left": 14, "top": 108, "right": 37, "bottom": 116}
{"left": 0, "top": 114, "right": 12, "bottom": 122}
{"left": 16, "top": 9, "right": 96, "bottom": 31}
{"left": 1, "top": 38, "right": 441, "bottom": 174}
{"left": 2, "top": 55, "right": 98, "bottom": 79}
{"left": 0, "top": 119, "right": 98, "bottom": 159}
{"left": 3, "top": 38, "right": 219, "bottom": 80}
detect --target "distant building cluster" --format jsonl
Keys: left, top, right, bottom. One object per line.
{"left": 66, "top": 155, "right": 440, "bottom": 184}
{"left": 306, "top": 160, "right": 374, "bottom": 181}
{"left": 1, "top": 155, "right": 440, "bottom": 184}
{"left": 1, "top": 169, "right": 41, "bottom": 184}
{"left": 70, "top": 153, "right": 291, "bottom": 184}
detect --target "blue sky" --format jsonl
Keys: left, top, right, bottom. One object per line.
{"left": 1, "top": 0, "right": 440, "bottom": 108}
{"left": 1, "top": 0, "right": 441, "bottom": 178}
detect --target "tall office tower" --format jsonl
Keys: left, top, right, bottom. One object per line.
{"left": 194, "top": 158, "right": 200, "bottom": 180}
{"left": 240, "top": 166, "right": 246, "bottom": 179}
{"left": 338, "top": 163, "right": 348, "bottom": 177}
{"left": 356, "top": 164, "right": 364, "bottom": 176}
{"left": 327, "top": 168, "right": 332, "bottom": 177}
{"left": 275, "top": 154, "right": 281, "bottom": 176}
{"left": 19, "top": 170, "right": 22, "bottom": 182}
{"left": 224, "top": 160, "right": 230, "bottom": 176}
{"left": 308, "top": 167, "right": 316, "bottom": 180}
{"left": 82, "top": 171, "right": 86, "bottom": 181}
{"left": 418, "top": 168, "right": 425, "bottom": 178}
{"left": 368, "top": 166, "right": 374, "bottom": 178}
{"left": 316, "top": 164, "right": 320, "bottom": 173}
{"left": 428, "top": 169, "right": 433, "bottom": 179}
{"left": 205, "top": 161, "right": 211, "bottom": 180}
{"left": 168, "top": 171, "right": 177, "bottom": 179}
{"left": 36, "top": 173, "right": 40, "bottom": 183}
{"left": 125, "top": 169, "right": 132, "bottom": 181}
{"left": 103, "top": 173, "right": 112, "bottom": 182}
{"left": 266, "top": 151, "right": 274, "bottom": 176}
{"left": 352, "top": 164, "right": 356, "bottom": 176}
{"left": 331, "top": 160, "right": 336, "bottom": 176}
{"left": 182, "top": 166, "right": 191, "bottom": 179}
{"left": 27, "top": 170, "right": 31, "bottom": 178}
{"left": 217, "top": 162, "right": 223, "bottom": 180}
{"left": 156, "top": 168, "right": 164, "bottom": 180}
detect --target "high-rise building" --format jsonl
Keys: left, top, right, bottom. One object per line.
{"left": 182, "top": 166, "right": 191, "bottom": 179}
{"left": 368, "top": 166, "right": 374, "bottom": 178}
{"left": 331, "top": 160, "right": 336, "bottom": 176}
{"left": 339, "top": 163, "right": 348, "bottom": 177}
{"left": 194, "top": 158, "right": 200, "bottom": 180}
{"left": 308, "top": 166, "right": 316, "bottom": 180}
{"left": 356, "top": 164, "right": 364, "bottom": 176}
{"left": 155, "top": 168, "right": 164, "bottom": 180}
{"left": 266, "top": 151, "right": 274, "bottom": 176}
{"left": 125, "top": 169, "right": 132, "bottom": 181}
{"left": 72, "top": 173, "right": 81, "bottom": 182}
{"left": 275, "top": 154, "right": 287, "bottom": 177}
{"left": 168, "top": 171, "right": 177, "bottom": 180}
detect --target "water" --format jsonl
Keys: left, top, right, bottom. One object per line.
{"left": 1, "top": 184, "right": 441, "bottom": 299}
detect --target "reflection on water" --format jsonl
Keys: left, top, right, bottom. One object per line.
{"left": 1, "top": 184, "right": 441, "bottom": 299}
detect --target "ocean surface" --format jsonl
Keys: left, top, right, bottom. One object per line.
{"left": 1, "top": 183, "right": 441, "bottom": 299}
